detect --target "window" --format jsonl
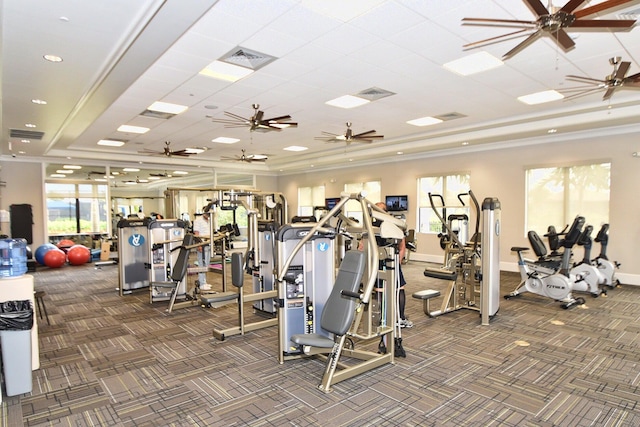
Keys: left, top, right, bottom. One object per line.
{"left": 46, "top": 183, "right": 108, "bottom": 235}
{"left": 526, "top": 162, "right": 610, "bottom": 233}
{"left": 418, "top": 174, "right": 470, "bottom": 234}
{"left": 298, "top": 185, "right": 325, "bottom": 217}
{"left": 344, "top": 181, "right": 381, "bottom": 223}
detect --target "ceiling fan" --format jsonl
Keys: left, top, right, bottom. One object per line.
{"left": 210, "top": 103, "right": 297, "bottom": 132}
{"left": 138, "top": 141, "right": 193, "bottom": 157}
{"left": 462, "top": 0, "right": 637, "bottom": 59}
{"left": 559, "top": 57, "right": 640, "bottom": 101}
{"left": 315, "top": 122, "right": 384, "bottom": 145}
{"left": 221, "top": 149, "right": 268, "bottom": 163}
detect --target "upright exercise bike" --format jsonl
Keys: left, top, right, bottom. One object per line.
{"left": 506, "top": 215, "right": 587, "bottom": 309}
{"left": 592, "top": 224, "right": 621, "bottom": 288}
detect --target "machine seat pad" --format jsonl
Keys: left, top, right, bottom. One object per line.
{"left": 423, "top": 267, "right": 457, "bottom": 281}
{"left": 412, "top": 289, "right": 441, "bottom": 300}
{"left": 291, "top": 333, "right": 334, "bottom": 348}
{"left": 200, "top": 291, "right": 238, "bottom": 305}
{"left": 510, "top": 246, "right": 529, "bottom": 252}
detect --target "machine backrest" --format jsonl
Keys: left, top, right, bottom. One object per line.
{"left": 170, "top": 234, "right": 194, "bottom": 282}
{"left": 320, "top": 250, "right": 366, "bottom": 336}
{"left": 546, "top": 225, "right": 560, "bottom": 252}
{"left": 561, "top": 216, "right": 585, "bottom": 248}
{"left": 231, "top": 252, "right": 244, "bottom": 289}
{"left": 527, "top": 231, "right": 547, "bottom": 259}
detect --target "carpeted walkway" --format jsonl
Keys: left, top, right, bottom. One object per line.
{"left": 1, "top": 258, "right": 639, "bottom": 426}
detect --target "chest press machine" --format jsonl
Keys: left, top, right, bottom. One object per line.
{"left": 279, "top": 192, "right": 405, "bottom": 393}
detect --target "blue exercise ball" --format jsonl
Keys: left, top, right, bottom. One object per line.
{"left": 35, "top": 243, "right": 57, "bottom": 265}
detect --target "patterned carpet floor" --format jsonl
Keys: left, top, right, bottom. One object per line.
{"left": 1, "top": 257, "right": 639, "bottom": 426}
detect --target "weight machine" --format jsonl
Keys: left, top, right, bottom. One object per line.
{"left": 278, "top": 192, "right": 405, "bottom": 392}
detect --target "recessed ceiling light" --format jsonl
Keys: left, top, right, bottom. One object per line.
{"left": 547, "top": 128, "right": 558, "bottom": 134}
{"left": 199, "top": 61, "right": 254, "bottom": 82}
{"left": 173, "top": 170, "right": 189, "bottom": 175}
{"left": 63, "top": 165, "right": 82, "bottom": 169}
{"left": 43, "top": 54, "right": 63, "bottom": 63}
{"left": 517, "top": 90, "right": 564, "bottom": 105}
{"left": 212, "top": 137, "right": 240, "bottom": 144}
{"left": 407, "top": 116, "right": 443, "bottom": 127}
{"left": 51, "top": 174, "right": 66, "bottom": 178}
{"left": 25, "top": 123, "right": 36, "bottom": 128}
{"left": 97, "top": 139, "right": 125, "bottom": 147}
{"left": 184, "top": 147, "right": 207, "bottom": 154}
{"left": 21, "top": 139, "right": 30, "bottom": 143}
{"left": 443, "top": 52, "right": 503, "bottom": 76}
{"left": 117, "top": 125, "right": 150, "bottom": 134}
{"left": 396, "top": 151, "right": 403, "bottom": 155}
{"left": 147, "top": 101, "right": 188, "bottom": 115}
{"left": 461, "top": 142, "right": 470, "bottom": 146}
{"left": 284, "top": 145, "right": 308, "bottom": 152}
{"left": 31, "top": 99, "right": 47, "bottom": 105}
{"left": 122, "top": 168, "right": 140, "bottom": 172}
{"left": 325, "top": 95, "right": 370, "bottom": 109}
{"left": 55, "top": 169, "right": 74, "bottom": 174}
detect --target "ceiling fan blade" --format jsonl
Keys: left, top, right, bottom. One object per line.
{"left": 224, "top": 111, "right": 251, "bottom": 122}
{"left": 559, "top": 0, "right": 586, "bottom": 14}
{"left": 626, "top": 71, "right": 640, "bottom": 80}
{"left": 551, "top": 28, "right": 575, "bottom": 50}
{"left": 602, "top": 87, "right": 617, "bottom": 100}
{"left": 265, "top": 115, "right": 292, "bottom": 122}
{"left": 503, "top": 30, "right": 541, "bottom": 59}
{"left": 463, "top": 28, "right": 530, "bottom": 49}
{"left": 353, "top": 130, "right": 377, "bottom": 136}
{"left": 570, "top": 19, "right": 636, "bottom": 28}
{"left": 562, "top": 87, "right": 606, "bottom": 100}
{"left": 253, "top": 110, "right": 265, "bottom": 123}
{"left": 573, "top": 0, "right": 634, "bottom": 18}
{"left": 170, "top": 150, "right": 191, "bottom": 157}
{"left": 462, "top": 17, "right": 537, "bottom": 26}
{"left": 320, "top": 131, "right": 340, "bottom": 137}
{"left": 624, "top": 81, "right": 640, "bottom": 87}
{"left": 524, "top": 0, "right": 550, "bottom": 17}
{"left": 566, "top": 75, "right": 607, "bottom": 84}
{"left": 615, "top": 61, "right": 631, "bottom": 80}
{"left": 211, "top": 117, "right": 246, "bottom": 125}
{"left": 559, "top": 85, "right": 605, "bottom": 92}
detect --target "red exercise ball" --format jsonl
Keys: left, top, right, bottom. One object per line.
{"left": 57, "top": 239, "right": 75, "bottom": 250}
{"left": 43, "top": 248, "right": 67, "bottom": 268}
{"left": 67, "top": 245, "right": 91, "bottom": 265}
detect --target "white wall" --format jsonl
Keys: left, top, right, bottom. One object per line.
{"left": 276, "top": 132, "right": 640, "bottom": 284}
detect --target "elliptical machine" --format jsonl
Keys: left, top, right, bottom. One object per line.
{"left": 592, "top": 224, "right": 621, "bottom": 288}
{"left": 506, "top": 215, "right": 587, "bottom": 309}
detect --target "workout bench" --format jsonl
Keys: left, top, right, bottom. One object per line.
{"left": 412, "top": 289, "right": 441, "bottom": 316}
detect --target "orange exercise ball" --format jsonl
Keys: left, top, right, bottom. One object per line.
{"left": 43, "top": 248, "right": 67, "bottom": 268}
{"left": 56, "top": 239, "right": 75, "bottom": 250}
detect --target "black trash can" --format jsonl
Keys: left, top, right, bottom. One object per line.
{"left": 0, "top": 299, "right": 33, "bottom": 396}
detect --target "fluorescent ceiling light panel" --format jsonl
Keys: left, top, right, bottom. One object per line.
{"left": 443, "top": 52, "right": 503, "bottom": 76}
{"left": 173, "top": 170, "right": 189, "bottom": 175}
{"left": 147, "top": 101, "right": 188, "bottom": 115}
{"left": 93, "top": 178, "right": 108, "bottom": 182}
{"left": 63, "top": 165, "right": 82, "bottom": 169}
{"left": 148, "top": 176, "right": 161, "bottom": 180}
{"left": 517, "top": 90, "right": 564, "bottom": 105}
{"left": 284, "top": 145, "right": 308, "bottom": 152}
{"left": 212, "top": 137, "right": 240, "bottom": 144}
{"left": 199, "top": 61, "right": 254, "bottom": 82}
{"left": 325, "top": 95, "right": 370, "bottom": 109}
{"left": 125, "top": 181, "right": 137, "bottom": 185}
{"left": 184, "top": 147, "right": 206, "bottom": 154}
{"left": 55, "top": 169, "right": 73, "bottom": 174}
{"left": 406, "top": 116, "right": 443, "bottom": 127}
{"left": 118, "top": 125, "right": 150, "bottom": 134}
{"left": 50, "top": 174, "right": 66, "bottom": 178}
{"left": 97, "top": 139, "right": 125, "bottom": 147}
{"left": 122, "top": 168, "right": 140, "bottom": 172}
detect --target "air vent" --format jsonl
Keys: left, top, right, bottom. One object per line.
{"left": 434, "top": 112, "right": 467, "bottom": 121}
{"left": 10, "top": 129, "right": 45, "bottom": 140}
{"left": 618, "top": 9, "right": 640, "bottom": 19}
{"left": 220, "top": 47, "right": 277, "bottom": 71}
{"left": 139, "top": 110, "right": 176, "bottom": 119}
{"left": 355, "top": 87, "right": 396, "bottom": 101}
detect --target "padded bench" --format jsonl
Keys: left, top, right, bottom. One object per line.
{"left": 423, "top": 266, "right": 457, "bottom": 281}
{"left": 412, "top": 289, "right": 441, "bottom": 316}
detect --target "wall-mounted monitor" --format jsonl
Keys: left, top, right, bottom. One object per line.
{"left": 385, "top": 195, "right": 408, "bottom": 212}
{"left": 325, "top": 197, "right": 341, "bottom": 210}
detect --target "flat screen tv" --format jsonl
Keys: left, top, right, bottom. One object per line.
{"left": 325, "top": 197, "right": 341, "bottom": 210}
{"left": 385, "top": 195, "right": 408, "bottom": 212}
